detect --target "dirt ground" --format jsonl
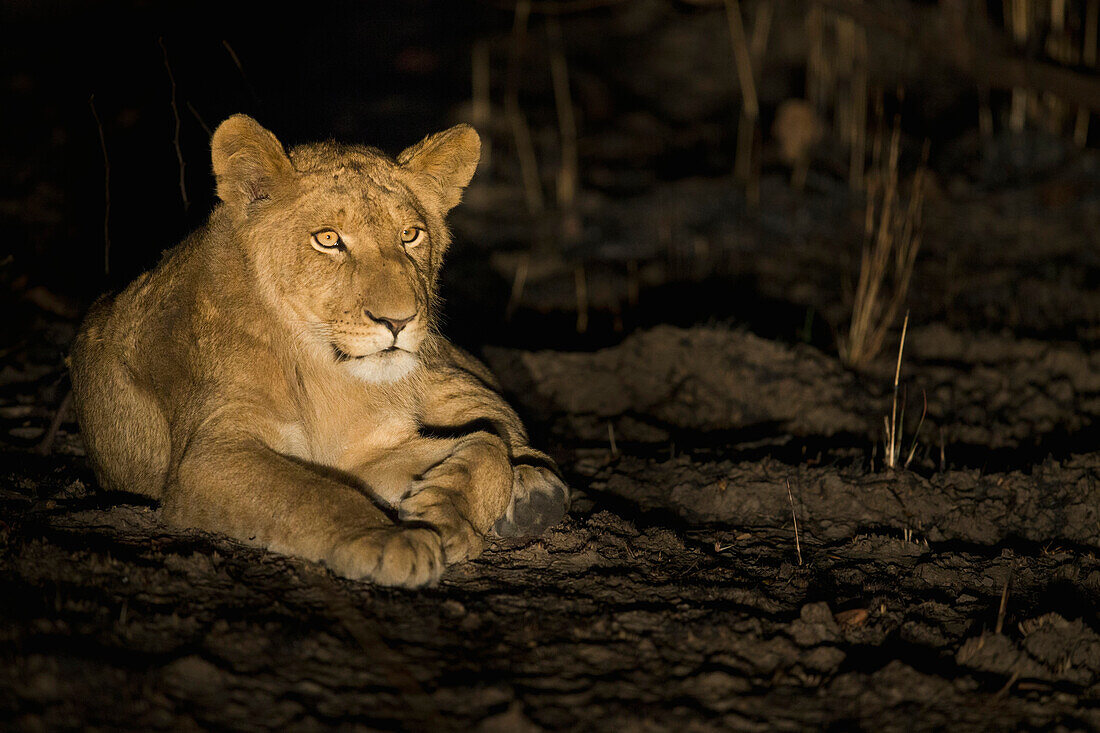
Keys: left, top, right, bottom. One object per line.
{"left": 4, "top": 147, "right": 1100, "bottom": 730}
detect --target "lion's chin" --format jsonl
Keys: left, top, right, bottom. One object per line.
{"left": 340, "top": 349, "right": 418, "bottom": 384}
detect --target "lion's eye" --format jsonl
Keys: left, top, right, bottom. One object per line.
{"left": 311, "top": 229, "right": 344, "bottom": 252}
{"left": 400, "top": 226, "right": 425, "bottom": 248}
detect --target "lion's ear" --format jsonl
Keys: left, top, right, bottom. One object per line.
{"left": 211, "top": 114, "right": 294, "bottom": 213}
{"left": 397, "top": 124, "right": 481, "bottom": 214}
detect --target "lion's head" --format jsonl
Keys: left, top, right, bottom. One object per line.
{"left": 210, "top": 114, "right": 480, "bottom": 383}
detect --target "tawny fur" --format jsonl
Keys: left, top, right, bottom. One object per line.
{"left": 69, "top": 115, "right": 568, "bottom": 588}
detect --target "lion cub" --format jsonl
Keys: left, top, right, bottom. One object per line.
{"left": 70, "top": 115, "right": 568, "bottom": 587}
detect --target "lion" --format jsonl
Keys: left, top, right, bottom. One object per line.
{"left": 69, "top": 114, "right": 569, "bottom": 587}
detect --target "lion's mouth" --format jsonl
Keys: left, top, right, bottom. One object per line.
{"left": 330, "top": 343, "right": 405, "bottom": 362}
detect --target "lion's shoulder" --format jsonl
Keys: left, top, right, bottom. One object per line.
{"left": 425, "top": 341, "right": 503, "bottom": 392}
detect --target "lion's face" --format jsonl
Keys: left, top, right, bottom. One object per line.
{"left": 210, "top": 116, "right": 480, "bottom": 384}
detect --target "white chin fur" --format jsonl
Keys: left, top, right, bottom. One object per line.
{"left": 342, "top": 351, "right": 418, "bottom": 383}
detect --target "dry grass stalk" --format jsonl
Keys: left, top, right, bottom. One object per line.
{"left": 88, "top": 94, "right": 111, "bottom": 276}
{"left": 1075, "top": 0, "right": 1099, "bottom": 145}
{"left": 750, "top": 0, "right": 772, "bottom": 65}
{"left": 574, "top": 264, "right": 588, "bottom": 333}
{"left": 786, "top": 478, "right": 803, "bottom": 565}
{"left": 881, "top": 313, "right": 926, "bottom": 470}
{"left": 847, "top": 23, "right": 867, "bottom": 190}
{"left": 804, "top": 8, "right": 867, "bottom": 190}
{"left": 1043, "top": 0, "right": 1074, "bottom": 134}
{"left": 806, "top": 4, "right": 826, "bottom": 108}
{"left": 506, "top": 0, "right": 545, "bottom": 216}
{"left": 1007, "top": 0, "right": 1031, "bottom": 132}
{"left": 880, "top": 319, "right": 924, "bottom": 468}
{"left": 939, "top": 426, "right": 947, "bottom": 471}
{"left": 607, "top": 422, "right": 618, "bottom": 456}
{"left": 841, "top": 116, "right": 927, "bottom": 369}
{"left": 471, "top": 39, "right": 493, "bottom": 169}
{"left": 724, "top": 0, "right": 759, "bottom": 190}
{"left": 505, "top": 254, "right": 530, "bottom": 321}
{"left": 995, "top": 571, "right": 1012, "bottom": 634}
{"left": 158, "top": 38, "right": 188, "bottom": 213}
{"left": 546, "top": 15, "right": 577, "bottom": 212}
{"left": 626, "top": 259, "right": 639, "bottom": 307}
{"left": 979, "top": 88, "right": 994, "bottom": 140}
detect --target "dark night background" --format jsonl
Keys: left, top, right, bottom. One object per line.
{"left": 3, "top": 0, "right": 1100, "bottom": 729}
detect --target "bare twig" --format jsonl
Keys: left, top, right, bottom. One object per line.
{"left": 786, "top": 478, "right": 803, "bottom": 565}
{"left": 159, "top": 38, "right": 188, "bottom": 213}
{"left": 35, "top": 389, "right": 72, "bottom": 456}
{"left": 223, "top": 40, "right": 260, "bottom": 106}
{"left": 88, "top": 94, "right": 111, "bottom": 276}
{"left": 608, "top": 422, "right": 618, "bottom": 456}
{"left": 186, "top": 100, "right": 213, "bottom": 138}
{"left": 995, "top": 668, "right": 1021, "bottom": 697}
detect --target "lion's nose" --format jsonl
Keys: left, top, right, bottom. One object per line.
{"left": 365, "top": 310, "right": 416, "bottom": 337}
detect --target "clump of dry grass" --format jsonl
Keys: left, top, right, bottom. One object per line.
{"left": 840, "top": 113, "right": 928, "bottom": 370}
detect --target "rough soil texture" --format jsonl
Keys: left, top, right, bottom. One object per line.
{"left": 4, "top": 305, "right": 1100, "bottom": 730}
{"left": 4, "top": 7, "right": 1100, "bottom": 724}
{"left": 4, "top": 452, "right": 1100, "bottom": 731}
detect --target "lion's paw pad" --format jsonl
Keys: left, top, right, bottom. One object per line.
{"left": 494, "top": 464, "right": 569, "bottom": 538}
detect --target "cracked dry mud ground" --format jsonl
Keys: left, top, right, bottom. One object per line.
{"left": 3, "top": 320, "right": 1100, "bottom": 731}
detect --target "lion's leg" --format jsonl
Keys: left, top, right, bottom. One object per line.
{"left": 70, "top": 307, "right": 170, "bottom": 498}
{"left": 164, "top": 436, "right": 443, "bottom": 587}
{"left": 418, "top": 357, "right": 570, "bottom": 540}
{"left": 356, "top": 432, "right": 514, "bottom": 564}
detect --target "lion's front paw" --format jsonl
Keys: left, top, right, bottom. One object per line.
{"left": 494, "top": 464, "right": 570, "bottom": 538}
{"left": 399, "top": 487, "right": 486, "bottom": 564}
{"left": 328, "top": 527, "right": 444, "bottom": 588}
